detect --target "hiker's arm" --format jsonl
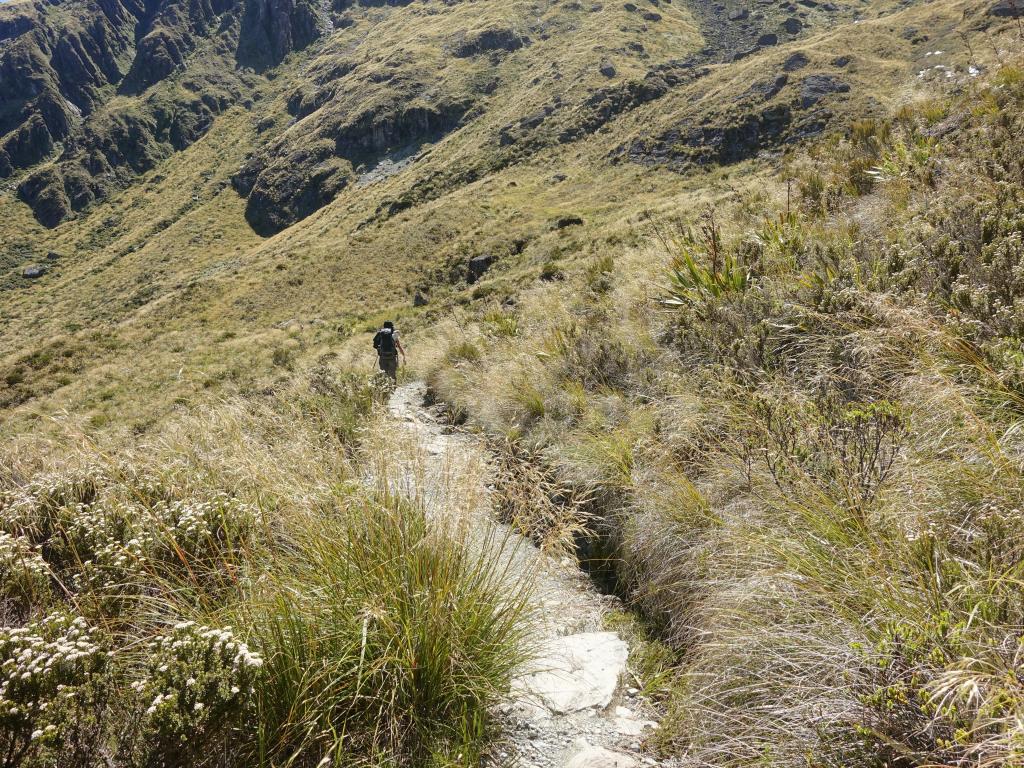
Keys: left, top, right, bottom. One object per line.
{"left": 397, "top": 338, "right": 407, "bottom": 360}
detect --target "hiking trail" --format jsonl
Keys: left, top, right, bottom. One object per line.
{"left": 377, "top": 382, "right": 676, "bottom": 768}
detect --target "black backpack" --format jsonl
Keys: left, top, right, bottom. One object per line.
{"left": 374, "top": 328, "right": 397, "bottom": 356}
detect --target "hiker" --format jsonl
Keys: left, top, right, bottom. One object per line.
{"left": 373, "top": 320, "right": 406, "bottom": 382}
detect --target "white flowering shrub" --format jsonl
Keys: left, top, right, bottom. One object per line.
{"left": 0, "top": 613, "right": 109, "bottom": 767}
{"left": 0, "top": 466, "right": 108, "bottom": 544}
{"left": 0, "top": 533, "right": 51, "bottom": 616}
{"left": 1, "top": 465, "right": 260, "bottom": 612}
{"left": 0, "top": 613, "right": 266, "bottom": 768}
{"left": 133, "top": 621, "right": 263, "bottom": 763}
{"left": 149, "top": 494, "right": 258, "bottom": 571}
{"left": 49, "top": 502, "right": 143, "bottom": 592}
{"left": 2, "top": 486, "right": 150, "bottom": 614}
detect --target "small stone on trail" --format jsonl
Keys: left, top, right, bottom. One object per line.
{"left": 613, "top": 717, "right": 645, "bottom": 736}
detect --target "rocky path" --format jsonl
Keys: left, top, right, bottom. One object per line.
{"left": 378, "top": 382, "right": 674, "bottom": 768}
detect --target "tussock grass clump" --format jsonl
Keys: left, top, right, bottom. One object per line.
{"left": 487, "top": 438, "right": 592, "bottom": 560}
{"left": 445, "top": 339, "right": 483, "bottom": 364}
{"left": 244, "top": 495, "right": 531, "bottom": 766}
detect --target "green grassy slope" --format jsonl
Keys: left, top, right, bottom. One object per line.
{"left": 0, "top": 0, "right": 996, "bottom": 435}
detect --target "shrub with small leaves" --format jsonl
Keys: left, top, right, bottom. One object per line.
{"left": 0, "top": 613, "right": 108, "bottom": 768}
{"left": 0, "top": 533, "right": 51, "bottom": 616}
{"left": 1, "top": 463, "right": 259, "bottom": 609}
{"left": 0, "top": 467, "right": 108, "bottom": 545}
{"left": 851, "top": 613, "right": 1024, "bottom": 768}
{"left": 133, "top": 621, "right": 262, "bottom": 764}
{"left": 149, "top": 494, "right": 257, "bottom": 573}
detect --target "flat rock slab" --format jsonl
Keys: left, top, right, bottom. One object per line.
{"left": 514, "top": 632, "right": 629, "bottom": 714}
{"left": 563, "top": 743, "right": 639, "bottom": 768}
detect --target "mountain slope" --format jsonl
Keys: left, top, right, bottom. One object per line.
{"left": 0, "top": 0, "right": 1011, "bottom": 432}
{"left": 2, "top": 2, "right": 1024, "bottom": 767}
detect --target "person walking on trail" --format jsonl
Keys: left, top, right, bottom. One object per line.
{"left": 373, "top": 320, "right": 406, "bottom": 382}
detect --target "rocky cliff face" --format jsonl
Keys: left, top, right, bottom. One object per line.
{"left": 234, "top": 89, "right": 475, "bottom": 234}
{"left": 0, "top": 0, "right": 140, "bottom": 179}
{"left": 238, "top": 0, "right": 322, "bottom": 70}
{"left": 0, "top": 0, "right": 324, "bottom": 226}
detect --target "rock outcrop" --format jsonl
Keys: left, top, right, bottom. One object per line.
{"left": 0, "top": 0, "right": 323, "bottom": 227}
{"left": 238, "top": 0, "right": 323, "bottom": 69}
{"left": 452, "top": 27, "right": 527, "bottom": 58}
{"left": 235, "top": 63, "right": 474, "bottom": 234}
{"left": 0, "top": 0, "right": 140, "bottom": 182}
{"left": 236, "top": 139, "right": 352, "bottom": 236}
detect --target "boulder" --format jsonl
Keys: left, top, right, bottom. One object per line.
{"left": 799, "top": 74, "right": 850, "bottom": 108}
{"left": 991, "top": 1, "right": 1024, "bottom": 17}
{"left": 599, "top": 61, "right": 617, "bottom": 78}
{"left": 555, "top": 215, "right": 584, "bottom": 229}
{"left": 783, "top": 52, "right": 810, "bottom": 71}
{"left": 467, "top": 254, "right": 495, "bottom": 283}
{"left": 22, "top": 265, "right": 46, "bottom": 279}
{"left": 453, "top": 28, "right": 526, "bottom": 58}
{"left": 611, "top": 705, "right": 658, "bottom": 736}
{"left": 749, "top": 74, "right": 788, "bottom": 100}
{"left": 782, "top": 16, "right": 803, "bottom": 34}
{"left": 728, "top": 9, "right": 749, "bottom": 21}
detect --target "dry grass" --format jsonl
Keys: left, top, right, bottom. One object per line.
{"left": 0, "top": 367, "right": 536, "bottom": 768}
{"left": 0, "top": 0, "right": 989, "bottom": 441}
{"left": 423, "top": 48, "right": 1024, "bottom": 767}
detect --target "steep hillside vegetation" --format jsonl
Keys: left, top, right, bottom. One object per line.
{"left": 0, "top": 0, "right": 999, "bottom": 435}
{"left": 425, "top": 38, "right": 1024, "bottom": 767}
{"left": 2, "top": 1, "right": 1024, "bottom": 767}
{"left": 0, "top": 0, "right": 321, "bottom": 224}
